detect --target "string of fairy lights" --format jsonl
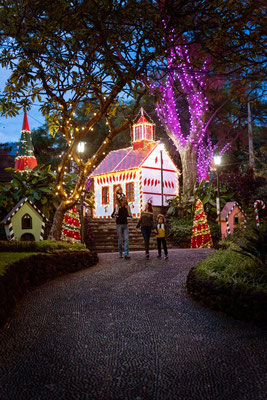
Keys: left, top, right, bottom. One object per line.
{"left": 54, "top": 106, "right": 159, "bottom": 204}
{"left": 148, "top": 43, "right": 237, "bottom": 184}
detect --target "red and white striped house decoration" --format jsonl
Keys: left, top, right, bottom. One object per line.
{"left": 90, "top": 108, "right": 181, "bottom": 218}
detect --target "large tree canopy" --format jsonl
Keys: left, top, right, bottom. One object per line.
{"left": 0, "top": 0, "right": 171, "bottom": 238}
{"left": 0, "top": 0, "right": 265, "bottom": 237}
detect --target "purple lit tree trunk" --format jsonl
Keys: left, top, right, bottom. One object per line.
{"left": 179, "top": 143, "right": 198, "bottom": 193}
{"left": 151, "top": 44, "right": 214, "bottom": 195}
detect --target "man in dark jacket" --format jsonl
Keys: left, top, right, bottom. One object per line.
{"left": 115, "top": 198, "right": 130, "bottom": 259}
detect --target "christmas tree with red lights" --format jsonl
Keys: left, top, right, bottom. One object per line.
{"left": 61, "top": 206, "right": 81, "bottom": 243}
{"left": 15, "top": 113, "right": 38, "bottom": 171}
{"left": 191, "top": 199, "right": 213, "bottom": 248}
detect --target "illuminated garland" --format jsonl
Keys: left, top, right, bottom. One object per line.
{"left": 149, "top": 43, "right": 229, "bottom": 182}
{"left": 191, "top": 199, "right": 213, "bottom": 248}
{"left": 61, "top": 206, "right": 81, "bottom": 243}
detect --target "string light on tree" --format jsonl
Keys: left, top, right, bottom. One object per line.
{"left": 191, "top": 199, "right": 213, "bottom": 248}
{"left": 149, "top": 42, "right": 230, "bottom": 186}
{"left": 61, "top": 206, "right": 81, "bottom": 243}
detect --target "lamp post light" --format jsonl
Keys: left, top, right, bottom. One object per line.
{"left": 158, "top": 143, "right": 165, "bottom": 211}
{"left": 77, "top": 141, "right": 85, "bottom": 153}
{"left": 214, "top": 154, "right": 222, "bottom": 236}
{"left": 78, "top": 142, "right": 86, "bottom": 243}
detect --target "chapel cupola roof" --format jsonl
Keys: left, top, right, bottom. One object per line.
{"left": 132, "top": 107, "right": 155, "bottom": 149}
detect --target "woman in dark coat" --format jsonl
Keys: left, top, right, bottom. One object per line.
{"left": 136, "top": 202, "right": 154, "bottom": 259}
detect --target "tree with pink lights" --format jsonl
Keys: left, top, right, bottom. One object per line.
{"left": 150, "top": 43, "right": 221, "bottom": 194}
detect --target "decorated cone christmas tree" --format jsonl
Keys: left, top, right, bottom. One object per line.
{"left": 15, "top": 113, "right": 38, "bottom": 171}
{"left": 191, "top": 199, "right": 213, "bottom": 248}
{"left": 61, "top": 206, "right": 81, "bottom": 243}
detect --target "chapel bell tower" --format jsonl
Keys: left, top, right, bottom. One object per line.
{"left": 132, "top": 107, "right": 155, "bottom": 150}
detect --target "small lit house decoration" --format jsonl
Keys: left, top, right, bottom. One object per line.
{"left": 1, "top": 198, "right": 48, "bottom": 241}
{"left": 15, "top": 113, "right": 38, "bottom": 171}
{"left": 217, "top": 201, "right": 246, "bottom": 238}
{"left": 90, "top": 108, "right": 180, "bottom": 218}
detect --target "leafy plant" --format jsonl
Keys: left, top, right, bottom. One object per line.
{"left": 0, "top": 165, "right": 94, "bottom": 222}
{"left": 168, "top": 217, "right": 220, "bottom": 242}
{"left": 0, "top": 165, "right": 56, "bottom": 220}
{"left": 233, "top": 226, "right": 267, "bottom": 268}
{"left": 195, "top": 245, "right": 267, "bottom": 293}
{"left": 0, "top": 240, "right": 86, "bottom": 253}
{"left": 168, "top": 218, "right": 192, "bottom": 238}
{"left": 167, "top": 179, "right": 234, "bottom": 220}
{"left": 216, "top": 168, "right": 266, "bottom": 212}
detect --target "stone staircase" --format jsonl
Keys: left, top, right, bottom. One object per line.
{"left": 85, "top": 217, "right": 159, "bottom": 253}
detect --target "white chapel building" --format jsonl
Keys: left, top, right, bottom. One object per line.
{"left": 90, "top": 108, "right": 181, "bottom": 218}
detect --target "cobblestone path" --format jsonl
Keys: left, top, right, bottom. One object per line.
{"left": 0, "top": 249, "right": 266, "bottom": 400}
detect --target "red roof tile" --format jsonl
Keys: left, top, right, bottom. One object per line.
{"left": 137, "top": 115, "right": 149, "bottom": 123}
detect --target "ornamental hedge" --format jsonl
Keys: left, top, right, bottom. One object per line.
{"left": 186, "top": 266, "right": 267, "bottom": 329}
{"left": 0, "top": 250, "right": 98, "bottom": 328}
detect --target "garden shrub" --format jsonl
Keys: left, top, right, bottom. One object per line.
{"left": 186, "top": 225, "right": 267, "bottom": 328}
{"left": 168, "top": 217, "right": 220, "bottom": 244}
{"left": 0, "top": 240, "right": 86, "bottom": 253}
{"left": 168, "top": 218, "right": 192, "bottom": 238}
{"left": 194, "top": 246, "right": 267, "bottom": 292}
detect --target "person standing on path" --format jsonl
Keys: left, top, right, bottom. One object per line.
{"left": 115, "top": 198, "right": 131, "bottom": 259}
{"left": 136, "top": 202, "right": 154, "bottom": 259}
{"left": 155, "top": 214, "right": 168, "bottom": 259}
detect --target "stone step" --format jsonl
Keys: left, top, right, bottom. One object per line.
{"left": 85, "top": 217, "right": 168, "bottom": 252}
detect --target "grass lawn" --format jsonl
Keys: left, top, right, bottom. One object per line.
{"left": 0, "top": 253, "right": 40, "bottom": 276}
{"left": 195, "top": 246, "right": 267, "bottom": 293}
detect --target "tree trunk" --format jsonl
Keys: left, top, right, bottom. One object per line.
{"left": 48, "top": 201, "right": 68, "bottom": 240}
{"left": 179, "top": 143, "right": 198, "bottom": 196}
{"left": 247, "top": 101, "right": 255, "bottom": 169}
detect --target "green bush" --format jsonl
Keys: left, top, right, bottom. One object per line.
{"left": 0, "top": 253, "right": 40, "bottom": 275}
{"left": 195, "top": 246, "right": 267, "bottom": 293}
{"left": 233, "top": 225, "right": 267, "bottom": 268}
{"left": 0, "top": 240, "right": 86, "bottom": 253}
{"left": 168, "top": 218, "right": 192, "bottom": 238}
{"left": 168, "top": 217, "right": 220, "bottom": 241}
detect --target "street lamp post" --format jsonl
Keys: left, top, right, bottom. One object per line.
{"left": 158, "top": 143, "right": 164, "bottom": 211}
{"left": 78, "top": 142, "right": 85, "bottom": 243}
{"left": 214, "top": 154, "right": 222, "bottom": 237}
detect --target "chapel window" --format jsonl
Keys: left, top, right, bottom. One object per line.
{"left": 102, "top": 186, "right": 109, "bottom": 204}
